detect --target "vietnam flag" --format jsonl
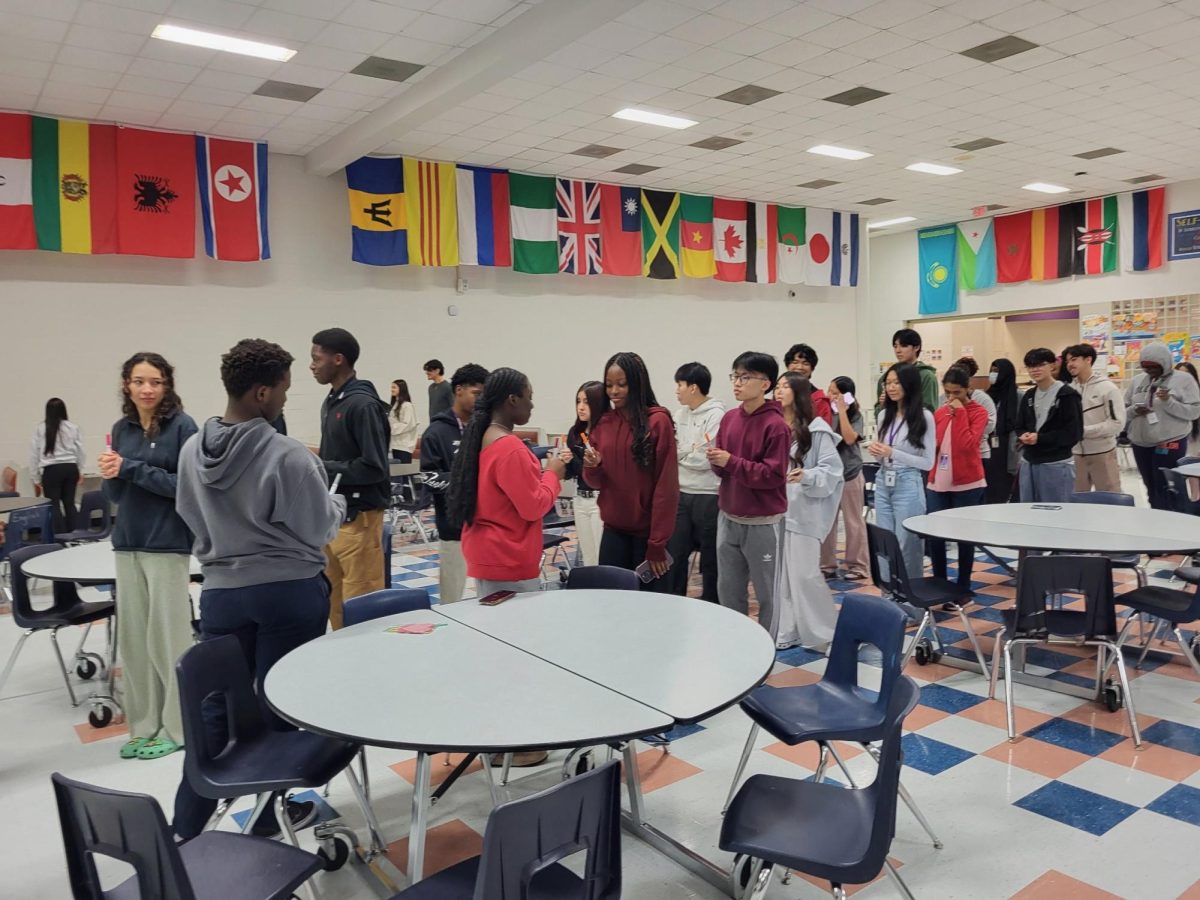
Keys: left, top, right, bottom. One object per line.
{"left": 679, "top": 193, "right": 714, "bottom": 277}
{"left": 31, "top": 116, "right": 118, "bottom": 254}
{"left": 116, "top": 127, "right": 195, "bottom": 258}
{"left": 598, "top": 183, "right": 640, "bottom": 276}
{"left": 196, "top": 135, "right": 269, "bottom": 261}
{"left": 713, "top": 197, "right": 747, "bottom": 282}
{"left": 994, "top": 210, "right": 1031, "bottom": 283}
{"left": 0, "top": 112, "right": 35, "bottom": 249}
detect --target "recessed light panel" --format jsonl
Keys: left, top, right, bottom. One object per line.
{"left": 807, "top": 144, "right": 871, "bottom": 161}
{"left": 1022, "top": 182, "right": 1070, "bottom": 194}
{"left": 612, "top": 108, "right": 697, "bottom": 129}
{"left": 906, "top": 162, "right": 963, "bottom": 176}
{"left": 152, "top": 23, "right": 295, "bottom": 61}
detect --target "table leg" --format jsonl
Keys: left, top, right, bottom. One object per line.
{"left": 407, "top": 751, "right": 431, "bottom": 883}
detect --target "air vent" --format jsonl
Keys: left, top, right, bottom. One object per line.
{"left": 253, "top": 80, "right": 322, "bottom": 102}
{"left": 714, "top": 84, "right": 781, "bottom": 105}
{"left": 571, "top": 144, "right": 623, "bottom": 158}
{"left": 612, "top": 163, "right": 659, "bottom": 175}
{"left": 351, "top": 56, "right": 423, "bottom": 83}
{"left": 690, "top": 136, "right": 743, "bottom": 151}
{"left": 823, "top": 86, "right": 889, "bottom": 106}
{"left": 960, "top": 35, "right": 1039, "bottom": 63}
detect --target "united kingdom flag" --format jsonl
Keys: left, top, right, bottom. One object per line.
{"left": 557, "top": 178, "right": 601, "bottom": 275}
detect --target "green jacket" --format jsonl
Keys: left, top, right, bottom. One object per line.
{"left": 875, "top": 361, "right": 940, "bottom": 416}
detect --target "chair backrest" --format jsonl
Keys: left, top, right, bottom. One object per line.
{"left": 866, "top": 523, "right": 915, "bottom": 601}
{"left": 1161, "top": 469, "right": 1200, "bottom": 514}
{"left": 1180, "top": 457, "right": 1200, "bottom": 504}
{"left": 8, "top": 543, "right": 82, "bottom": 628}
{"left": 473, "top": 759, "right": 621, "bottom": 900}
{"left": 1013, "top": 554, "right": 1116, "bottom": 639}
{"left": 51, "top": 772, "right": 195, "bottom": 900}
{"left": 382, "top": 520, "right": 393, "bottom": 587}
{"left": 5, "top": 504, "right": 55, "bottom": 555}
{"left": 1069, "top": 490, "right": 1134, "bottom": 508}
{"left": 76, "top": 492, "right": 113, "bottom": 536}
{"left": 566, "top": 565, "right": 640, "bottom": 592}
{"left": 343, "top": 588, "right": 431, "bottom": 627}
{"left": 1, "top": 466, "right": 16, "bottom": 493}
{"left": 822, "top": 593, "right": 907, "bottom": 717}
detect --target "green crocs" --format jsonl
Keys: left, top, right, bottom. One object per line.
{"left": 120, "top": 737, "right": 150, "bottom": 759}
{"left": 135, "top": 738, "right": 182, "bottom": 760}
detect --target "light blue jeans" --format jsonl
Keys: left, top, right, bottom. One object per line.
{"left": 874, "top": 466, "right": 927, "bottom": 580}
{"left": 1018, "top": 459, "right": 1076, "bottom": 504}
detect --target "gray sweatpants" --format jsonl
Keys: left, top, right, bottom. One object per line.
{"left": 717, "top": 513, "right": 780, "bottom": 638}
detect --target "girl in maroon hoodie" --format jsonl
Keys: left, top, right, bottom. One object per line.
{"left": 583, "top": 352, "right": 680, "bottom": 587}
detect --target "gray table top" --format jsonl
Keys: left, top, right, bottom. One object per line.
{"left": 1175, "top": 462, "right": 1200, "bottom": 478}
{"left": 0, "top": 497, "right": 50, "bottom": 515}
{"left": 20, "top": 540, "right": 201, "bottom": 582}
{"left": 265, "top": 609, "right": 673, "bottom": 752}
{"left": 390, "top": 461, "right": 420, "bottom": 477}
{"left": 903, "top": 502, "right": 1200, "bottom": 553}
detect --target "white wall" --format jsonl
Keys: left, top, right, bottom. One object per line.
{"left": 0, "top": 154, "right": 868, "bottom": 490}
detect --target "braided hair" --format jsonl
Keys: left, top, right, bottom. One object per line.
{"left": 446, "top": 367, "right": 530, "bottom": 530}
{"left": 604, "top": 352, "right": 659, "bottom": 467}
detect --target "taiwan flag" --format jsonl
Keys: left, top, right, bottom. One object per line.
{"left": 598, "top": 183, "right": 640, "bottom": 276}
{"left": 116, "top": 127, "right": 195, "bottom": 258}
{"left": 196, "top": 135, "right": 269, "bottom": 261}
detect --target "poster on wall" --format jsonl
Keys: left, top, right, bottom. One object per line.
{"left": 1164, "top": 331, "right": 1189, "bottom": 363}
{"left": 1169, "top": 210, "right": 1200, "bottom": 261}
{"left": 1112, "top": 312, "right": 1159, "bottom": 339}
{"left": 1081, "top": 314, "right": 1110, "bottom": 357}
{"left": 1192, "top": 336, "right": 1200, "bottom": 360}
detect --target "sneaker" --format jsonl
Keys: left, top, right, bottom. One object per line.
{"left": 775, "top": 638, "right": 801, "bottom": 650}
{"left": 251, "top": 798, "right": 318, "bottom": 838}
{"left": 821, "top": 570, "right": 838, "bottom": 580}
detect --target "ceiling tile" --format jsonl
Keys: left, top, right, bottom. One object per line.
{"left": 240, "top": 7, "right": 327, "bottom": 43}
{"left": 375, "top": 33, "right": 452, "bottom": 64}
{"left": 166, "top": 0, "right": 257, "bottom": 30}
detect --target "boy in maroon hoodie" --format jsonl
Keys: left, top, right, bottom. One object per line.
{"left": 708, "top": 351, "right": 791, "bottom": 635}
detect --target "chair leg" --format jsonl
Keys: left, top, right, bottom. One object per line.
{"left": 900, "top": 612, "right": 932, "bottom": 667}
{"left": 883, "top": 860, "right": 916, "bottom": 900}
{"left": 813, "top": 742, "right": 830, "bottom": 783}
{"left": 500, "top": 752, "right": 513, "bottom": 786}
{"left": 275, "top": 794, "right": 320, "bottom": 900}
{"left": 955, "top": 605, "right": 991, "bottom": 680}
{"left": 205, "top": 798, "right": 233, "bottom": 832}
{"left": 988, "top": 630, "right": 1003, "bottom": 700}
{"left": 864, "top": 745, "right": 943, "bottom": 849}
{"left": 722, "top": 723, "right": 759, "bottom": 815}
{"left": 71, "top": 621, "right": 93, "bottom": 662}
{"left": 0, "top": 630, "right": 33, "bottom": 699}
{"left": 1002, "top": 640, "right": 1017, "bottom": 741}
{"left": 240, "top": 793, "right": 272, "bottom": 834}
{"left": 1173, "top": 627, "right": 1200, "bottom": 677}
{"left": 827, "top": 743, "right": 857, "bottom": 787}
{"left": 1107, "top": 644, "right": 1143, "bottom": 748}
{"left": 1136, "top": 618, "right": 1167, "bottom": 669}
{"left": 479, "top": 754, "right": 501, "bottom": 808}
{"left": 49, "top": 628, "right": 80, "bottom": 706}
{"left": 358, "top": 747, "right": 370, "bottom": 803}
{"left": 343, "top": 762, "right": 387, "bottom": 854}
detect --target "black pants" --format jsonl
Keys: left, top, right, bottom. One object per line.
{"left": 391, "top": 450, "right": 413, "bottom": 463}
{"left": 173, "top": 574, "right": 331, "bottom": 840}
{"left": 666, "top": 493, "right": 719, "bottom": 601}
{"left": 598, "top": 527, "right": 670, "bottom": 592}
{"left": 1133, "top": 440, "right": 1185, "bottom": 510}
{"left": 983, "top": 447, "right": 1014, "bottom": 504}
{"left": 925, "top": 486, "right": 985, "bottom": 586}
{"left": 41, "top": 462, "right": 79, "bottom": 532}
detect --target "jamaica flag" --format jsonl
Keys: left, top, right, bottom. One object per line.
{"left": 641, "top": 188, "right": 679, "bottom": 279}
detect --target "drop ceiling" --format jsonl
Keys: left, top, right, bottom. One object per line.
{"left": 3, "top": 0, "right": 1200, "bottom": 233}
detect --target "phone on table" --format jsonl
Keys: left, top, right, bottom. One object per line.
{"left": 479, "top": 590, "right": 515, "bottom": 606}
{"left": 634, "top": 550, "right": 674, "bottom": 584}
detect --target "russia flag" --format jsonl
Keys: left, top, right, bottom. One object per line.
{"left": 456, "top": 165, "right": 511, "bottom": 267}
{"left": 196, "top": 135, "right": 269, "bottom": 262}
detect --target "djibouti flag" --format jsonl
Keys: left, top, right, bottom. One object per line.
{"left": 955, "top": 218, "right": 996, "bottom": 290}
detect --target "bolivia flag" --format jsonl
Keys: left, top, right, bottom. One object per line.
{"left": 679, "top": 194, "right": 714, "bottom": 278}
{"left": 31, "top": 116, "right": 117, "bottom": 254}
{"left": 0, "top": 112, "right": 35, "bottom": 250}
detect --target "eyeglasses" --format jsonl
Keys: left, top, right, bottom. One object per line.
{"left": 729, "top": 373, "right": 766, "bottom": 385}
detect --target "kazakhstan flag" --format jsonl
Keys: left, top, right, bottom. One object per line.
{"left": 346, "top": 157, "right": 407, "bottom": 265}
{"left": 918, "top": 224, "right": 958, "bottom": 315}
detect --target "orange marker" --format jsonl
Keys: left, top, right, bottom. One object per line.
{"left": 704, "top": 432, "right": 712, "bottom": 445}
{"left": 581, "top": 432, "right": 590, "bottom": 447}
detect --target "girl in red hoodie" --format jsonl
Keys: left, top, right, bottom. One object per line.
{"left": 926, "top": 365, "right": 989, "bottom": 587}
{"left": 583, "top": 352, "right": 680, "bottom": 588}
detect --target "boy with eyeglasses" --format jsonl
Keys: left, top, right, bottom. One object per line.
{"left": 1016, "top": 347, "right": 1083, "bottom": 503}
{"left": 707, "top": 351, "right": 790, "bottom": 637}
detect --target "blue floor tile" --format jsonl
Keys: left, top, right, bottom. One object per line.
{"left": 969, "top": 606, "right": 1010, "bottom": 624}
{"left": 1043, "top": 670, "right": 1102, "bottom": 691}
{"left": 900, "top": 733, "right": 974, "bottom": 775}
{"left": 1142, "top": 720, "right": 1200, "bottom": 756}
{"left": 775, "top": 645, "right": 826, "bottom": 667}
{"left": 1023, "top": 646, "right": 1087, "bottom": 671}
{"left": 933, "top": 624, "right": 968, "bottom": 645}
{"left": 406, "top": 560, "right": 440, "bottom": 571}
{"left": 918, "top": 683, "right": 987, "bottom": 713}
{"left": 1014, "top": 781, "right": 1138, "bottom": 836}
{"left": 390, "top": 571, "right": 432, "bottom": 583}
{"left": 1023, "top": 718, "right": 1126, "bottom": 756}
{"left": 1146, "top": 784, "right": 1200, "bottom": 827}
{"left": 231, "top": 789, "right": 338, "bottom": 831}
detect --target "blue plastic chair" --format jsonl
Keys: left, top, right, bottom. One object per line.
{"left": 565, "top": 565, "right": 640, "bottom": 592}
{"left": 54, "top": 491, "right": 113, "bottom": 543}
{"left": 721, "top": 676, "right": 920, "bottom": 900}
{"left": 3, "top": 503, "right": 54, "bottom": 559}
{"left": 52, "top": 771, "right": 321, "bottom": 900}
{"left": 389, "top": 759, "right": 622, "bottom": 900}
{"left": 343, "top": 588, "right": 431, "bottom": 627}
{"left": 1068, "top": 491, "right": 1147, "bottom": 585}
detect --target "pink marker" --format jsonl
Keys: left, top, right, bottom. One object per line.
{"left": 105, "top": 434, "right": 112, "bottom": 450}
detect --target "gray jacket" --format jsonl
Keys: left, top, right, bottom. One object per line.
{"left": 1124, "top": 341, "right": 1200, "bottom": 447}
{"left": 177, "top": 417, "right": 346, "bottom": 590}
{"left": 782, "top": 418, "right": 844, "bottom": 541}
{"left": 1074, "top": 371, "right": 1125, "bottom": 456}
{"left": 674, "top": 397, "right": 725, "bottom": 495}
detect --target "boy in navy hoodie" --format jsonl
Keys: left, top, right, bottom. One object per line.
{"left": 708, "top": 351, "right": 791, "bottom": 635}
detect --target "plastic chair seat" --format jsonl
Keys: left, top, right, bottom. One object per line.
{"left": 904, "top": 576, "right": 973, "bottom": 609}
{"left": 391, "top": 857, "right": 584, "bottom": 899}
{"left": 542, "top": 533, "right": 569, "bottom": 550}
{"left": 740, "top": 682, "right": 885, "bottom": 746}
{"left": 1175, "top": 567, "right": 1200, "bottom": 585}
{"left": 14, "top": 598, "right": 113, "bottom": 631}
{"left": 997, "top": 606, "right": 1110, "bottom": 641}
{"left": 107, "top": 830, "right": 321, "bottom": 900}
{"left": 1118, "top": 585, "right": 1200, "bottom": 625}
{"left": 194, "top": 730, "right": 359, "bottom": 798}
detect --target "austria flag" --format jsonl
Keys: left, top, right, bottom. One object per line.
{"left": 196, "top": 136, "right": 269, "bottom": 261}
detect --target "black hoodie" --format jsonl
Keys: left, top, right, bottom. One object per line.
{"left": 318, "top": 376, "right": 390, "bottom": 518}
{"left": 420, "top": 408, "right": 466, "bottom": 541}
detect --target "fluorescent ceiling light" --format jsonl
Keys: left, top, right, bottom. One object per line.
{"left": 906, "top": 162, "right": 962, "bottom": 176}
{"left": 612, "top": 108, "right": 697, "bottom": 129}
{"left": 1022, "top": 182, "right": 1069, "bottom": 194}
{"left": 151, "top": 24, "right": 296, "bottom": 61}
{"left": 807, "top": 144, "right": 872, "bottom": 161}
{"left": 868, "top": 216, "right": 916, "bottom": 229}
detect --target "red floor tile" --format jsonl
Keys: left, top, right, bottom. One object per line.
{"left": 1099, "top": 739, "right": 1200, "bottom": 781}
{"left": 982, "top": 738, "right": 1090, "bottom": 779}
{"left": 627, "top": 748, "right": 703, "bottom": 793}
{"left": 764, "top": 740, "right": 864, "bottom": 771}
{"left": 74, "top": 720, "right": 128, "bottom": 744}
{"left": 766, "top": 666, "right": 821, "bottom": 688}
{"left": 960, "top": 699, "right": 1052, "bottom": 734}
{"left": 386, "top": 818, "right": 483, "bottom": 877}
{"left": 1011, "top": 869, "right": 1123, "bottom": 899}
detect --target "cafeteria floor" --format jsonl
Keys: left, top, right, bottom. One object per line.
{"left": 3, "top": 470, "right": 1199, "bottom": 899}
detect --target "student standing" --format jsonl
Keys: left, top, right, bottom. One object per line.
{"left": 1125, "top": 341, "right": 1200, "bottom": 509}
{"left": 667, "top": 362, "right": 725, "bottom": 601}
{"left": 310, "top": 328, "right": 390, "bottom": 630}
{"left": 1066, "top": 343, "right": 1125, "bottom": 493}
{"left": 951, "top": 356, "right": 997, "bottom": 465}
{"left": 868, "top": 363, "right": 935, "bottom": 580}
{"left": 389, "top": 379, "right": 419, "bottom": 463}
{"left": 582, "top": 352, "right": 679, "bottom": 588}
{"left": 1016, "top": 348, "right": 1084, "bottom": 503}
{"left": 1175, "top": 361, "right": 1200, "bottom": 458}
{"left": 172, "top": 338, "right": 345, "bottom": 841}
{"left": 709, "top": 352, "right": 790, "bottom": 634}
{"left": 783, "top": 343, "right": 832, "bottom": 423}
{"left": 425, "top": 359, "right": 454, "bottom": 418}
{"left": 30, "top": 397, "right": 85, "bottom": 532}
{"left": 875, "top": 328, "right": 940, "bottom": 415}
{"left": 820, "top": 376, "right": 869, "bottom": 580}
{"left": 99, "top": 352, "right": 197, "bottom": 761}
{"left": 421, "top": 363, "right": 488, "bottom": 603}
{"left": 926, "top": 367, "right": 989, "bottom": 587}
{"left": 985, "top": 358, "right": 1020, "bottom": 503}
{"left": 774, "top": 373, "right": 843, "bottom": 651}
{"left": 562, "top": 381, "right": 605, "bottom": 567}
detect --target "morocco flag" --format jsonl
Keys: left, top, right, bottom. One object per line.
{"left": 713, "top": 197, "right": 747, "bottom": 282}
{"left": 116, "top": 127, "right": 195, "bottom": 258}
{"left": 598, "top": 183, "right": 640, "bottom": 276}
{"left": 196, "top": 135, "right": 269, "bottom": 261}
{"left": 0, "top": 112, "right": 35, "bottom": 249}
{"left": 993, "top": 210, "right": 1031, "bottom": 283}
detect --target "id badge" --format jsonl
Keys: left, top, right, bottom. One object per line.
{"left": 938, "top": 454, "right": 950, "bottom": 471}
{"left": 1147, "top": 411, "right": 1160, "bottom": 425}
{"left": 884, "top": 468, "right": 897, "bottom": 487}
{"left": 989, "top": 434, "right": 999, "bottom": 449}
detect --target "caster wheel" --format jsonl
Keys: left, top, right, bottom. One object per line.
{"left": 317, "top": 835, "right": 352, "bottom": 871}
{"left": 731, "top": 854, "right": 755, "bottom": 895}
{"left": 76, "top": 658, "right": 98, "bottom": 680}
{"left": 88, "top": 706, "right": 113, "bottom": 728}
{"left": 1103, "top": 679, "right": 1123, "bottom": 713}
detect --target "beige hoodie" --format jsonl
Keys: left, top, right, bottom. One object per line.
{"left": 1072, "top": 371, "right": 1125, "bottom": 456}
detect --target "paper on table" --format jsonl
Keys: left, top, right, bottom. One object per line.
{"left": 384, "top": 623, "right": 446, "bottom": 635}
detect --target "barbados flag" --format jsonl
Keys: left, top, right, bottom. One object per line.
{"left": 346, "top": 156, "right": 407, "bottom": 266}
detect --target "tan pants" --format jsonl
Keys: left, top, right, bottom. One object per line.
{"left": 324, "top": 508, "right": 385, "bottom": 629}
{"left": 1073, "top": 451, "right": 1121, "bottom": 494}
{"left": 438, "top": 539, "right": 467, "bottom": 604}
{"left": 114, "top": 551, "right": 193, "bottom": 743}
{"left": 820, "top": 472, "right": 870, "bottom": 578}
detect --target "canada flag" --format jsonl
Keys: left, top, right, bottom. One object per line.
{"left": 713, "top": 197, "right": 747, "bottom": 282}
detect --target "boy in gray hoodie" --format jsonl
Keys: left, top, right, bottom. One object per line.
{"left": 172, "top": 338, "right": 345, "bottom": 843}
{"left": 1125, "top": 340, "right": 1200, "bottom": 509}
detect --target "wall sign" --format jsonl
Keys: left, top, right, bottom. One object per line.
{"left": 1168, "top": 209, "right": 1200, "bottom": 260}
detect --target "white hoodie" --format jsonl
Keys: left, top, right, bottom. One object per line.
{"left": 1073, "top": 371, "right": 1125, "bottom": 456}
{"left": 674, "top": 397, "right": 726, "bottom": 494}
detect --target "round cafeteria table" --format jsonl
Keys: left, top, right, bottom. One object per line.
{"left": 266, "top": 589, "right": 776, "bottom": 890}
{"left": 1175, "top": 461, "right": 1200, "bottom": 479}
{"left": 0, "top": 496, "right": 51, "bottom": 515}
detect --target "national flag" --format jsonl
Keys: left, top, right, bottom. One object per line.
{"left": 403, "top": 158, "right": 457, "bottom": 266}
{"left": 993, "top": 211, "right": 1031, "bottom": 283}
{"left": 1118, "top": 186, "right": 1164, "bottom": 272}
{"left": 598, "top": 183, "right": 640, "bottom": 276}
{"left": 1030, "top": 204, "right": 1084, "bottom": 281}
{"left": 679, "top": 193, "right": 714, "bottom": 278}
{"left": 831, "top": 211, "right": 859, "bottom": 287}
{"left": 955, "top": 218, "right": 997, "bottom": 290}
{"left": 641, "top": 189, "right": 679, "bottom": 279}
{"left": 30, "top": 116, "right": 117, "bottom": 254}
{"left": 713, "top": 197, "right": 747, "bottom": 282}
{"left": 776, "top": 205, "right": 806, "bottom": 285}
{"left": 557, "top": 178, "right": 601, "bottom": 275}
{"left": 803, "top": 207, "right": 835, "bottom": 286}
{"left": 346, "top": 156, "right": 407, "bottom": 266}
{"left": 510, "top": 172, "right": 557, "bottom": 274}
{"left": 115, "top": 126, "right": 195, "bottom": 258}
{"left": 918, "top": 224, "right": 957, "bottom": 315}
{"left": 0, "top": 112, "right": 35, "bottom": 250}
{"left": 747, "top": 201, "right": 777, "bottom": 284}
{"left": 455, "top": 164, "right": 510, "bottom": 267}
{"left": 196, "top": 135, "right": 269, "bottom": 262}
{"left": 1076, "top": 195, "right": 1117, "bottom": 275}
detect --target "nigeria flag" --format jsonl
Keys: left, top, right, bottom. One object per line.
{"left": 509, "top": 173, "right": 557, "bottom": 274}
{"left": 956, "top": 218, "right": 997, "bottom": 291}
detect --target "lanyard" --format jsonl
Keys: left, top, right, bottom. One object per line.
{"left": 886, "top": 419, "right": 902, "bottom": 446}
